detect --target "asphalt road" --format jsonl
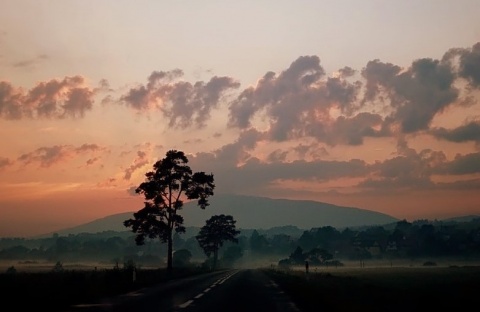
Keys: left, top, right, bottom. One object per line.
{"left": 69, "top": 269, "right": 301, "bottom": 312}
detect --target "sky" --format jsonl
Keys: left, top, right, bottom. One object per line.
{"left": 1, "top": 0, "right": 480, "bottom": 237}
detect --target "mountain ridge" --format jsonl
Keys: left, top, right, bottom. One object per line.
{"left": 43, "top": 194, "right": 400, "bottom": 237}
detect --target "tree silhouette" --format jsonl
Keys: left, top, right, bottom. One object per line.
{"left": 124, "top": 149, "right": 215, "bottom": 273}
{"left": 196, "top": 214, "right": 240, "bottom": 270}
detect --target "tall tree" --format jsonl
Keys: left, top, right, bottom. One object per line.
{"left": 124, "top": 149, "right": 215, "bottom": 272}
{"left": 196, "top": 214, "right": 240, "bottom": 270}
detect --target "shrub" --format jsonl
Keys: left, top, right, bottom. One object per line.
{"left": 423, "top": 261, "right": 437, "bottom": 266}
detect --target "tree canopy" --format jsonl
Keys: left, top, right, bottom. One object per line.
{"left": 124, "top": 149, "right": 215, "bottom": 272}
{"left": 196, "top": 214, "right": 240, "bottom": 270}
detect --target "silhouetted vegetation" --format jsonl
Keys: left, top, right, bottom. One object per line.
{"left": 123, "top": 149, "right": 215, "bottom": 273}
{"left": 263, "top": 266, "right": 480, "bottom": 311}
{"left": 196, "top": 214, "right": 240, "bottom": 270}
{"left": 2, "top": 217, "right": 480, "bottom": 270}
{"left": 1, "top": 263, "right": 209, "bottom": 311}
{"left": 1, "top": 217, "right": 480, "bottom": 311}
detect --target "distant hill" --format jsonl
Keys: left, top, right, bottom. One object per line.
{"left": 439, "top": 215, "right": 480, "bottom": 223}
{"left": 44, "top": 194, "right": 399, "bottom": 237}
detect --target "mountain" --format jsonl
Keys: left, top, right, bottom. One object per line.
{"left": 46, "top": 194, "right": 399, "bottom": 236}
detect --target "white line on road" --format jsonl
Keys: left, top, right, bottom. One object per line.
{"left": 177, "top": 270, "right": 239, "bottom": 309}
{"left": 178, "top": 300, "right": 193, "bottom": 308}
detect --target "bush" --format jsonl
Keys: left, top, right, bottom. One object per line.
{"left": 423, "top": 261, "right": 437, "bottom": 266}
{"left": 52, "top": 261, "right": 64, "bottom": 272}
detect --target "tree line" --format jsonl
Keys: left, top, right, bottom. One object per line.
{"left": 2, "top": 217, "right": 480, "bottom": 269}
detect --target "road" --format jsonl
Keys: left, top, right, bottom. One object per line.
{"left": 68, "top": 269, "right": 301, "bottom": 312}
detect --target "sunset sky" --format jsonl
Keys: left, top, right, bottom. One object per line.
{"left": 1, "top": 1, "right": 480, "bottom": 237}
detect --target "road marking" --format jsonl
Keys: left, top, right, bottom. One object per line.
{"left": 177, "top": 270, "right": 238, "bottom": 309}
{"left": 178, "top": 300, "right": 193, "bottom": 308}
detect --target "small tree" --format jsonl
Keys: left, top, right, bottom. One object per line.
{"left": 173, "top": 249, "right": 193, "bottom": 267}
{"left": 124, "top": 149, "right": 215, "bottom": 273}
{"left": 196, "top": 214, "right": 240, "bottom": 270}
{"left": 222, "top": 245, "right": 243, "bottom": 267}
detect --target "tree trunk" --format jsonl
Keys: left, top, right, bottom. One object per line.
{"left": 167, "top": 230, "right": 173, "bottom": 274}
{"left": 213, "top": 249, "right": 218, "bottom": 270}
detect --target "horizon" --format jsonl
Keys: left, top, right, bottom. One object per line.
{"left": 9, "top": 194, "right": 480, "bottom": 240}
{"left": 1, "top": 1, "right": 480, "bottom": 237}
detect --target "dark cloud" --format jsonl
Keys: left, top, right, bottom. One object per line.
{"left": 126, "top": 185, "right": 139, "bottom": 196}
{"left": 328, "top": 112, "right": 385, "bottom": 146}
{"left": 228, "top": 56, "right": 326, "bottom": 130}
{"left": 444, "top": 42, "right": 480, "bottom": 88}
{"left": 338, "top": 66, "right": 356, "bottom": 78}
{"left": 362, "top": 58, "right": 459, "bottom": 133}
{"left": 167, "top": 76, "right": 240, "bottom": 128}
{"left": 86, "top": 157, "right": 100, "bottom": 166}
{"left": 433, "top": 152, "right": 480, "bottom": 175}
{"left": 0, "top": 157, "right": 14, "bottom": 170}
{"left": 12, "top": 54, "right": 48, "bottom": 68}
{"left": 292, "top": 143, "right": 329, "bottom": 159}
{"left": 209, "top": 128, "right": 264, "bottom": 166}
{"left": 325, "top": 77, "right": 361, "bottom": 115}
{"left": 361, "top": 59, "right": 401, "bottom": 103}
{"left": 266, "top": 149, "right": 289, "bottom": 163}
{"left": 228, "top": 55, "right": 365, "bottom": 144}
{"left": 0, "top": 76, "right": 96, "bottom": 119}
{"left": 123, "top": 150, "right": 149, "bottom": 180}
{"left": 76, "top": 144, "right": 103, "bottom": 152}
{"left": 358, "top": 140, "right": 447, "bottom": 190}
{"left": 120, "top": 70, "right": 240, "bottom": 128}
{"left": 0, "top": 81, "right": 23, "bottom": 118}
{"left": 430, "top": 121, "right": 480, "bottom": 143}
{"left": 190, "top": 135, "right": 368, "bottom": 195}
{"left": 435, "top": 178, "right": 480, "bottom": 190}
{"left": 214, "top": 157, "right": 368, "bottom": 195}
{"left": 17, "top": 144, "right": 106, "bottom": 168}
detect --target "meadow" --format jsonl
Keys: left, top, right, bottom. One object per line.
{"left": 2, "top": 259, "right": 479, "bottom": 311}
{"left": 264, "top": 262, "right": 480, "bottom": 311}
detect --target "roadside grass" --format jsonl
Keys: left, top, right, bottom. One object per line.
{"left": 263, "top": 265, "right": 480, "bottom": 311}
{"left": 1, "top": 266, "right": 209, "bottom": 311}
{"left": 3, "top": 258, "right": 480, "bottom": 311}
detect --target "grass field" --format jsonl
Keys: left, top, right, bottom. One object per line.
{"left": 2, "top": 259, "right": 480, "bottom": 311}
{"left": 264, "top": 263, "right": 480, "bottom": 311}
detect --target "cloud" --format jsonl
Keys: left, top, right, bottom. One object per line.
{"left": 292, "top": 143, "right": 329, "bottom": 159}
{"left": 433, "top": 152, "right": 480, "bottom": 175}
{"left": 189, "top": 130, "right": 369, "bottom": 195}
{"left": 358, "top": 140, "right": 449, "bottom": 191}
{"left": 0, "top": 157, "right": 14, "bottom": 170}
{"left": 338, "top": 66, "right": 356, "bottom": 78}
{"left": 12, "top": 54, "right": 49, "bottom": 68}
{"left": 328, "top": 112, "right": 385, "bottom": 146}
{"left": 228, "top": 55, "right": 366, "bottom": 145}
{"left": 0, "top": 76, "right": 96, "bottom": 119}
{"left": 120, "top": 69, "right": 240, "bottom": 128}
{"left": 126, "top": 185, "right": 139, "bottom": 196}
{"left": 214, "top": 157, "right": 369, "bottom": 195}
{"left": 123, "top": 150, "right": 149, "bottom": 180}
{"left": 228, "top": 55, "right": 327, "bottom": 131}
{"left": 362, "top": 57, "right": 459, "bottom": 133}
{"left": 444, "top": 42, "right": 480, "bottom": 88}
{"left": 435, "top": 178, "right": 480, "bottom": 190}
{"left": 430, "top": 121, "right": 480, "bottom": 144}
{"left": 17, "top": 144, "right": 107, "bottom": 168}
